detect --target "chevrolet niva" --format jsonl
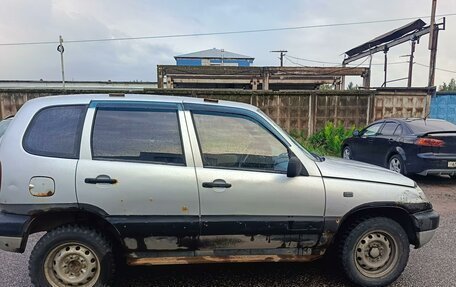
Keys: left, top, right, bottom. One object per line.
{"left": 0, "top": 95, "right": 439, "bottom": 287}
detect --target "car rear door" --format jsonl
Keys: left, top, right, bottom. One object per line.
{"left": 184, "top": 103, "right": 325, "bottom": 254}
{"left": 75, "top": 101, "right": 200, "bottom": 250}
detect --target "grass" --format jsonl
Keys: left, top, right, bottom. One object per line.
{"left": 290, "top": 122, "right": 357, "bottom": 157}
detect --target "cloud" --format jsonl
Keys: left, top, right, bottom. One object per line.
{"left": 0, "top": 0, "right": 454, "bottom": 87}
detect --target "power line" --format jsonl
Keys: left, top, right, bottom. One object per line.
{"left": 286, "top": 54, "right": 409, "bottom": 66}
{"left": 1, "top": 13, "right": 456, "bottom": 47}
{"left": 415, "top": 62, "right": 456, "bottom": 74}
{"left": 284, "top": 55, "right": 370, "bottom": 76}
{"left": 285, "top": 55, "right": 342, "bottom": 65}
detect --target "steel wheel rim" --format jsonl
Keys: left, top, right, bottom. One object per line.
{"left": 354, "top": 230, "right": 399, "bottom": 278}
{"left": 389, "top": 158, "right": 401, "bottom": 173}
{"left": 44, "top": 242, "right": 101, "bottom": 287}
{"left": 343, "top": 148, "right": 351, "bottom": 159}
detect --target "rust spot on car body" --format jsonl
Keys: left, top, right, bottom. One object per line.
{"left": 32, "top": 190, "right": 54, "bottom": 197}
{"left": 127, "top": 254, "right": 322, "bottom": 266}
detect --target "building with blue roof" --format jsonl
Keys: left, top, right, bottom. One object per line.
{"left": 174, "top": 48, "right": 254, "bottom": 67}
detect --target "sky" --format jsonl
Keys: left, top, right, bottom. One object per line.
{"left": 0, "top": 0, "right": 455, "bottom": 88}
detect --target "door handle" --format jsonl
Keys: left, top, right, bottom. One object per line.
{"left": 202, "top": 179, "right": 232, "bottom": 188}
{"left": 85, "top": 175, "right": 117, "bottom": 184}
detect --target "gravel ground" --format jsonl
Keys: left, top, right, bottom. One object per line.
{"left": 0, "top": 175, "right": 455, "bottom": 287}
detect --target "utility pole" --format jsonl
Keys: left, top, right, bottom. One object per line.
{"left": 57, "top": 35, "right": 66, "bottom": 89}
{"left": 428, "top": 0, "right": 438, "bottom": 87}
{"left": 383, "top": 47, "right": 388, "bottom": 87}
{"left": 407, "top": 39, "right": 416, "bottom": 87}
{"left": 270, "top": 50, "right": 287, "bottom": 67}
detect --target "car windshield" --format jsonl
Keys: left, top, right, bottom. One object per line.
{"left": 407, "top": 119, "right": 456, "bottom": 134}
{"left": 256, "top": 109, "right": 319, "bottom": 161}
{"left": 0, "top": 117, "right": 13, "bottom": 138}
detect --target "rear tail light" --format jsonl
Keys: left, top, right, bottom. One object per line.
{"left": 415, "top": 138, "right": 445, "bottom": 147}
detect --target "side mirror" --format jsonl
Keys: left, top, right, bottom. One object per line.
{"left": 287, "top": 156, "right": 303, "bottom": 178}
{"left": 353, "top": 130, "right": 360, "bottom": 137}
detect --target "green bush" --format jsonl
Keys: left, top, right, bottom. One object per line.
{"left": 291, "top": 122, "right": 357, "bottom": 157}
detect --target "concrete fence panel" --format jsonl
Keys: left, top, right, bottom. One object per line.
{"left": 0, "top": 88, "right": 431, "bottom": 137}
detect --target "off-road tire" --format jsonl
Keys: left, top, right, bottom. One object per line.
{"left": 338, "top": 217, "right": 410, "bottom": 287}
{"left": 29, "top": 225, "right": 115, "bottom": 287}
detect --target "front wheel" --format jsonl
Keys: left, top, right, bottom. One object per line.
{"left": 338, "top": 217, "right": 410, "bottom": 287}
{"left": 29, "top": 225, "right": 115, "bottom": 287}
{"left": 342, "top": 146, "right": 353, "bottom": 160}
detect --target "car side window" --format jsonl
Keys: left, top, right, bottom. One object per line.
{"left": 393, "top": 124, "right": 403, "bottom": 136}
{"left": 192, "top": 112, "right": 289, "bottom": 173}
{"left": 361, "top": 123, "right": 383, "bottom": 137}
{"left": 23, "top": 105, "right": 87, "bottom": 159}
{"left": 380, "top": 122, "right": 399, "bottom": 136}
{"left": 91, "top": 108, "right": 185, "bottom": 165}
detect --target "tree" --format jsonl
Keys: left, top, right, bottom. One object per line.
{"left": 439, "top": 78, "right": 456, "bottom": 91}
{"left": 319, "top": 84, "right": 334, "bottom": 90}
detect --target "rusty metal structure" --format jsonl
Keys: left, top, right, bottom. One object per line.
{"left": 342, "top": 18, "right": 445, "bottom": 88}
{"left": 157, "top": 65, "right": 370, "bottom": 91}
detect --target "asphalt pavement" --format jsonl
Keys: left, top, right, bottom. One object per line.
{"left": 1, "top": 175, "right": 455, "bottom": 287}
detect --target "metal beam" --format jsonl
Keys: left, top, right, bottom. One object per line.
{"left": 343, "top": 26, "right": 433, "bottom": 65}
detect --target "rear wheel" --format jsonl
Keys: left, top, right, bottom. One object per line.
{"left": 342, "top": 146, "right": 353, "bottom": 160}
{"left": 29, "top": 225, "right": 115, "bottom": 287}
{"left": 338, "top": 217, "right": 410, "bottom": 287}
{"left": 388, "top": 154, "right": 406, "bottom": 175}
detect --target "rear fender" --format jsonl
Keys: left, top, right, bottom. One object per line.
{"left": 385, "top": 146, "right": 407, "bottom": 167}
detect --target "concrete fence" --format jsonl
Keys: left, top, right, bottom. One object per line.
{"left": 0, "top": 87, "right": 432, "bottom": 136}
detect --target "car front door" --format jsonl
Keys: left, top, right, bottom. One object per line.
{"left": 76, "top": 101, "right": 200, "bottom": 251}
{"left": 185, "top": 104, "right": 325, "bottom": 255}
{"left": 357, "top": 122, "right": 384, "bottom": 163}
{"left": 374, "top": 121, "right": 400, "bottom": 167}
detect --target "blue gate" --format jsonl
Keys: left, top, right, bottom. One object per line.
{"left": 430, "top": 92, "right": 456, "bottom": 124}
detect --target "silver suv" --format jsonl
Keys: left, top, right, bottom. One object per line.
{"left": 0, "top": 94, "right": 439, "bottom": 287}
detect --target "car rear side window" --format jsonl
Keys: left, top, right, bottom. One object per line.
{"left": 394, "top": 125, "right": 403, "bottom": 136}
{"left": 380, "top": 122, "right": 399, "bottom": 136}
{"left": 192, "top": 112, "right": 289, "bottom": 173}
{"left": 23, "top": 105, "right": 87, "bottom": 159}
{"left": 91, "top": 108, "right": 185, "bottom": 165}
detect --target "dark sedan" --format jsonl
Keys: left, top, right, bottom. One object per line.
{"left": 342, "top": 118, "right": 456, "bottom": 177}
